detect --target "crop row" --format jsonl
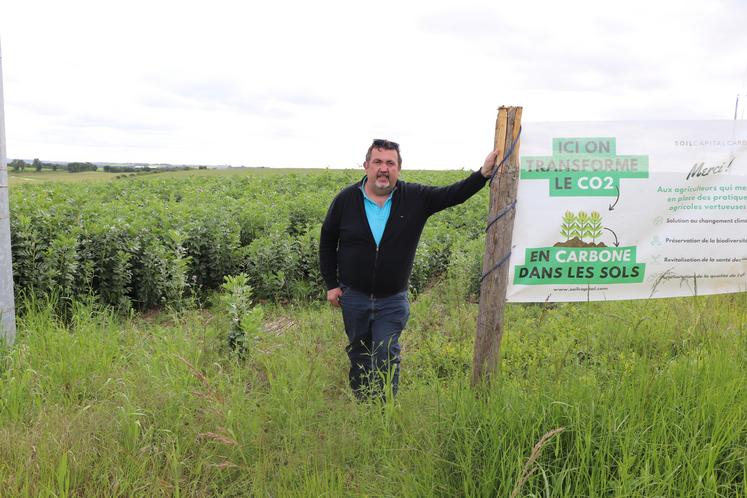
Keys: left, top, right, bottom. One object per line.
{"left": 9, "top": 169, "right": 490, "bottom": 311}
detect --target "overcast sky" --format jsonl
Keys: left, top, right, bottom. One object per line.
{"left": 2, "top": 0, "right": 746, "bottom": 169}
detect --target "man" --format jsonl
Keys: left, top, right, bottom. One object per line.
{"left": 319, "top": 139, "right": 501, "bottom": 399}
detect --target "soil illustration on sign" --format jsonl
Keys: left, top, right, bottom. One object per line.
{"left": 553, "top": 210, "right": 608, "bottom": 248}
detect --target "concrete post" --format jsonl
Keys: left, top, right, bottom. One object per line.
{"left": 0, "top": 41, "right": 17, "bottom": 345}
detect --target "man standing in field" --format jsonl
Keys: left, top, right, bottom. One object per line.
{"left": 319, "top": 139, "right": 501, "bottom": 400}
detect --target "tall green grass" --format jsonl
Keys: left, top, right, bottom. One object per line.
{"left": 1, "top": 284, "right": 745, "bottom": 496}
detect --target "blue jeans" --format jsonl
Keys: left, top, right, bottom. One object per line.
{"left": 339, "top": 285, "right": 410, "bottom": 399}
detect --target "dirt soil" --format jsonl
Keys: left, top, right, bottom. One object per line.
{"left": 553, "top": 237, "right": 607, "bottom": 248}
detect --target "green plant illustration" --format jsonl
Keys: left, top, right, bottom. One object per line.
{"left": 560, "top": 211, "right": 576, "bottom": 241}
{"left": 589, "top": 211, "right": 603, "bottom": 243}
{"left": 568, "top": 215, "right": 579, "bottom": 240}
{"left": 577, "top": 211, "right": 590, "bottom": 241}
{"left": 557, "top": 210, "right": 606, "bottom": 247}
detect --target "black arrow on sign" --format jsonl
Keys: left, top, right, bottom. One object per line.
{"left": 603, "top": 227, "right": 620, "bottom": 247}
{"left": 608, "top": 185, "right": 620, "bottom": 210}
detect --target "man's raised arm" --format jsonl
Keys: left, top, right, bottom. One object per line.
{"left": 423, "top": 149, "right": 501, "bottom": 214}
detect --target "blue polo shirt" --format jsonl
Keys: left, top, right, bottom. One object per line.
{"left": 360, "top": 179, "right": 394, "bottom": 247}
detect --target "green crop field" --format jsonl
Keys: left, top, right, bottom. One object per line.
{"left": 1, "top": 169, "right": 745, "bottom": 497}
{"left": 8, "top": 170, "right": 112, "bottom": 185}
{"left": 7, "top": 166, "right": 338, "bottom": 187}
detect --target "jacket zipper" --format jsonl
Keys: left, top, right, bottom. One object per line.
{"left": 370, "top": 245, "right": 379, "bottom": 299}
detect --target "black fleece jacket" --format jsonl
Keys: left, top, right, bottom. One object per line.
{"left": 319, "top": 169, "right": 488, "bottom": 297}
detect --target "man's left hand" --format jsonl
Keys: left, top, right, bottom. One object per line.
{"left": 327, "top": 287, "right": 343, "bottom": 307}
{"left": 480, "top": 149, "right": 501, "bottom": 178}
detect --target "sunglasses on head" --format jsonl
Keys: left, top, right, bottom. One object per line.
{"left": 372, "top": 139, "right": 400, "bottom": 150}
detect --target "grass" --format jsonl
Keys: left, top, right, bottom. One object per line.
{"left": 0, "top": 282, "right": 745, "bottom": 496}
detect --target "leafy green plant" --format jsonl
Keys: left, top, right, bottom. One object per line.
{"left": 9, "top": 169, "right": 491, "bottom": 309}
{"left": 220, "top": 273, "right": 263, "bottom": 355}
{"left": 410, "top": 227, "right": 453, "bottom": 295}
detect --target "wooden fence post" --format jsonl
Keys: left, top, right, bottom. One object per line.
{"left": 472, "top": 106, "right": 522, "bottom": 385}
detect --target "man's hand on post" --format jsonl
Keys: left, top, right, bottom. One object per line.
{"left": 327, "top": 287, "right": 343, "bottom": 307}
{"left": 480, "top": 149, "right": 501, "bottom": 178}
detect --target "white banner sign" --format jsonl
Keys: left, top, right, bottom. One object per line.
{"left": 507, "top": 120, "right": 747, "bottom": 302}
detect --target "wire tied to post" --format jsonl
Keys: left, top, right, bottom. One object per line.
{"left": 480, "top": 125, "right": 522, "bottom": 283}
{"left": 480, "top": 251, "right": 512, "bottom": 283}
{"left": 485, "top": 200, "right": 516, "bottom": 232}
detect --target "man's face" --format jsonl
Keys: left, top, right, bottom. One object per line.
{"left": 364, "top": 147, "right": 400, "bottom": 196}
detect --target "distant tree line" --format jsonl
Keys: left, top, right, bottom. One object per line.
{"left": 9, "top": 159, "right": 29, "bottom": 172}
{"left": 9, "top": 159, "right": 205, "bottom": 173}
{"left": 66, "top": 162, "right": 98, "bottom": 172}
{"left": 8, "top": 159, "right": 96, "bottom": 173}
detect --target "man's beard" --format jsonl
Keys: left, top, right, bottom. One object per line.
{"left": 372, "top": 174, "right": 394, "bottom": 195}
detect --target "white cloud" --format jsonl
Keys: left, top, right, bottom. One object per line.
{"left": 2, "top": 0, "right": 746, "bottom": 168}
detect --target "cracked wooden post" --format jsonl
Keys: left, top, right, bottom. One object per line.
{"left": 0, "top": 41, "right": 16, "bottom": 346}
{"left": 472, "top": 106, "right": 522, "bottom": 386}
